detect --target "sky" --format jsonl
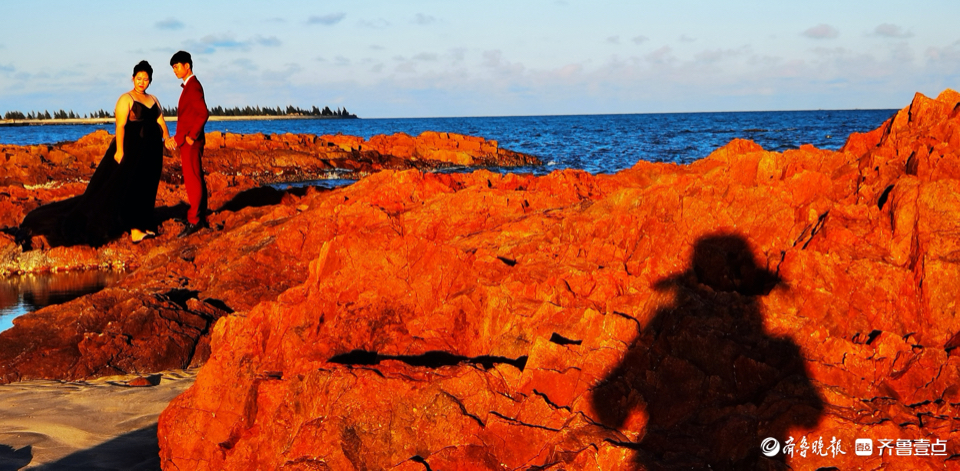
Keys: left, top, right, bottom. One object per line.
{"left": 2, "top": 0, "right": 959, "bottom": 118}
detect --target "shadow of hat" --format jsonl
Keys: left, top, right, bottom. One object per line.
{"left": 654, "top": 233, "right": 783, "bottom": 296}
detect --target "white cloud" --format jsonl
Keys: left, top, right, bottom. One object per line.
{"left": 555, "top": 63, "right": 582, "bottom": 78}
{"left": 873, "top": 23, "right": 913, "bottom": 39}
{"left": 183, "top": 34, "right": 283, "bottom": 54}
{"left": 358, "top": 18, "right": 391, "bottom": 29}
{"left": 413, "top": 13, "right": 436, "bottom": 25}
{"left": 231, "top": 59, "right": 257, "bottom": 70}
{"left": 156, "top": 18, "right": 184, "bottom": 30}
{"left": 396, "top": 62, "right": 417, "bottom": 73}
{"left": 645, "top": 46, "right": 674, "bottom": 65}
{"left": 803, "top": 24, "right": 840, "bottom": 40}
{"left": 256, "top": 36, "right": 282, "bottom": 47}
{"left": 694, "top": 47, "right": 746, "bottom": 64}
{"left": 449, "top": 48, "right": 466, "bottom": 63}
{"left": 925, "top": 40, "right": 960, "bottom": 69}
{"left": 482, "top": 50, "right": 504, "bottom": 68}
{"left": 480, "top": 50, "right": 526, "bottom": 77}
{"left": 606, "top": 35, "right": 621, "bottom": 45}
{"left": 888, "top": 42, "right": 915, "bottom": 63}
{"left": 184, "top": 34, "right": 250, "bottom": 54}
{"left": 262, "top": 63, "right": 302, "bottom": 82}
{"left": 307, "top": 13, "right": 346, "bottom": 26}
{"left": 632, "top": 35, "right": 649, "bottom": 45}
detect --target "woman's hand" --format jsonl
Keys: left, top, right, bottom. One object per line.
{"left": 114, "top": 147, "right": 124, "bottom": 163}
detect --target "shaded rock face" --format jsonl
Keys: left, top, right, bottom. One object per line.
{"left": 157, "top": 91, "right": 960, "bottom": 469}
{"left": 592, "top": 235, "right": 823, "bottom": 469}
{"left": 0, "top": 288, "right": 228, "bottom": 383}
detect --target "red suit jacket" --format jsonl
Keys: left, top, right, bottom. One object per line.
{"left": 175, "top": 75, "right": 209, "bottom": 147}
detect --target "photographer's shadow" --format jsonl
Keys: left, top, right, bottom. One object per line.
{"left": 593, "top": 234, "right": 823, "bottom": 470}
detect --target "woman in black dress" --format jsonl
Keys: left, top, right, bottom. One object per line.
{"left": 19, "top": 61, "right": 170, "bottom": 247}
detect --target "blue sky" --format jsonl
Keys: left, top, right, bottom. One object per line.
{"left": 2, "top": 1, "right": 959, "bottom": 118}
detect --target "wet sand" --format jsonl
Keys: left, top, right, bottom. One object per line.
{"left": 0, "top": 370, "right": 196, "bottom": 470}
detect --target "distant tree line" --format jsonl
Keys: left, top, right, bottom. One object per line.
{"left": 167, "top": 105, "right": 357, "bottom": 118}
{"left": 4, "top": 105, "right": 357, "bottom": 120}
{"left": 3, "top": 109, "right": 113, "bottom": 120}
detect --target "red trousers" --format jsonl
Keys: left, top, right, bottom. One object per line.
{"left": 180, "top": 140, "right": 207, "bottom": 224}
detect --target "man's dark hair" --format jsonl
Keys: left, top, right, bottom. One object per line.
{"left": 170, "top": 50, "right": 193, "bottom": 68}
{"left": 133, "top": 60, "right": 153, "bottom": 81}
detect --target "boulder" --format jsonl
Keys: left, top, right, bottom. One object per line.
{"left": 158, "top": 91, "right": 960, "bottom": 469}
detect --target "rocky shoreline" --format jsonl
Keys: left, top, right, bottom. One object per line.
{"left": 0, "top": 129, "right": 539, "bottom": 275}
{"left": 0, "top": 130, "right": 539, "bottom": 384}
{"left": 3, "top": 91, "right": 960, "bottom": 469}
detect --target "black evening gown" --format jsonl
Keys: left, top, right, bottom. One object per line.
{"left": 19, "top": 101, "right": 163, "bottom": 247}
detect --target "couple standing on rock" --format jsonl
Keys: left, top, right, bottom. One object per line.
{"left": 19, "top": 51, "right": 210, "bottom": 248}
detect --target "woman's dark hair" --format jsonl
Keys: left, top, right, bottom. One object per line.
{"left": 170, "top": 50, "right": 193, "bottom": 68}
{"left": 133, "top": 60, "right": 153, "bottom": 82}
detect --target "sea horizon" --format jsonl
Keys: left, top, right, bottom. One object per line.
{"left": 0, "top": 109, "right": 900, "bottom": 176}
{"left": 1, "top": 105, "right": 899, "bottom": 124}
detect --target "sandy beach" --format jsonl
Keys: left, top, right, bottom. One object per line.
{"left": 0, "top": 370, "right": 196, "bottom": 470}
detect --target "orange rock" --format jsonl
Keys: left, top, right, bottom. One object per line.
{"left": 203, "top": 130, "right": 223, "bottom": 149}
{"left": 5, "top": 91, "right": 960, "bottom": 469}
{"left": 0, "top": 289, "right": 229, "bottom": 383}
{"left": 128, "top": 374, "right": 161, "bottom": 387}
{"left": 155, "top": 90, "right": 960, "bottom": 470}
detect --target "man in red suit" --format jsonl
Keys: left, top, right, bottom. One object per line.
{"left": 165, "top": 50, "right": 209, "bottom": 237}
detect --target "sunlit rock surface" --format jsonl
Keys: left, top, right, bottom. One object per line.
{"left": 2, "top": 91, "right": 959, "bottom": 469}
{"left": 0, "top": 130, "right": 539, "bottom": 273}
{"left": 152, "top": 91, "right": 960, "bottom": 469}
{"left": 0, "top": 131, "right": 538, "bottom": 385}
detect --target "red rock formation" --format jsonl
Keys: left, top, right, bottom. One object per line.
{"left": 0, "top": 287, "right": 228, "bottom": 383}
{"left": 155, "top": 91, "right": 960, "bottom": 470}
{"left": 0, "top": 130, "right": 538, "bottom": 274}
{"left": 199, "top": 130, "right": 539, "bottom": 183}
{"left": 0, "top": 130, "right": 537, "bottom": 389}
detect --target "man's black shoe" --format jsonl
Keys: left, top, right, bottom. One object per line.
{"left": 178, "top": 221, "right": 208, "bottom": 238}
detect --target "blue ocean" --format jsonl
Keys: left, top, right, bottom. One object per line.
{"left": 0, "top": 109, "right": 897, "bottom": 330}
{"left": 1, "top": 109, "right": 896, "bottom": 175}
